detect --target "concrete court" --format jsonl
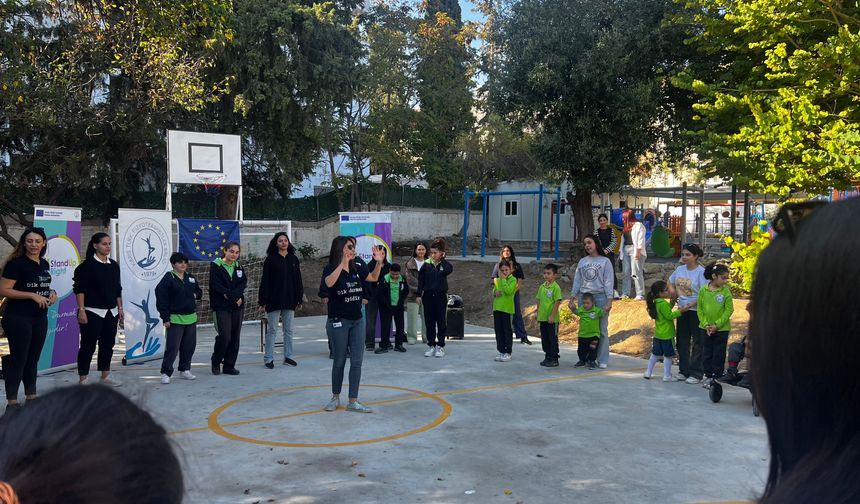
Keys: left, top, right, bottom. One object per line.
{"left": 35, "top": 316, "right": 768, "bottom": 504}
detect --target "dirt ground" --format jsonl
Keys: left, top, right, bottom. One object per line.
{"left": 298, "top": 254, "right": 749, "bottom": 359}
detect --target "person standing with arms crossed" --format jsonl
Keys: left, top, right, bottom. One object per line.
{"left": 595, "top": 214, "right": 620, "bottom": 299}
{"left": 209, "top": 241, "right": 247, "bottom": 375}
{"left": 405, "top": 242, "right": 428, "bottom": 345}
{"left": 155, "top": 252, "right": 202, "bottom": 384}
{"left": 491, "top": 246, "right": 531, "bottom": 344}
{"left": 417, "top": 239, "right": 453, "bottom": 358}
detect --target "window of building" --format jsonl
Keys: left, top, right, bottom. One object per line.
{"left": 505, "top": 200, "right": 518, "bottom": 216}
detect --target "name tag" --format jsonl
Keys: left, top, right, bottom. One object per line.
{"left": 189, "top": 278, "right": 196, "bottom": 283}
{"left": 332, "top": 321, "right": 343, "bottom": 328}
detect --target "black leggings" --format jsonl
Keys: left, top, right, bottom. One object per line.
{"left": 212, "top": 309, "right": 244, "bottom": 370}
{"left": 2, "top": 313, "right": 48, "bottom": 401}
{"left": 422, "top": 292, "right": 447, "bottom": 348}
{"left": 676, "top": 310, "right": 703, "bottom": 379}
{"left": 493, "top": 310, "right": 513, "bottom": 355}
{"left": 77, "top": 311, "right": 119, "bottom": 376}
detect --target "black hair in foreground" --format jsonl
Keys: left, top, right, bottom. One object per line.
{"left": 682, "top": 243, "right": 704, "bottom": 258}
{"left": 389, "top": 263, "right": 401, "bottom": 272}
{"left": 169, "top": 252, "right": 189, "bottom": 265}
{"left": 266, "top": 232, "right": 295, "bottom": 256}
{"left": 750, "top": 197, "right": 860, "bottom": 503}
{"left": 0, "top": 386, "right": 183, "bottom": 504}
{"left": 544, "top": 263, "right": 558, "bottom": 274}
{"left": 85, "top": 232, "right": 111, "bottom": 261}
{"left": 5, "top": 227, "right": 48, "bottom": 264}
{"left": 646, "top": 280, "right": 668, "bottom": 320}
{"left": 704, "top": 263, "right": 729, "bottom": 280}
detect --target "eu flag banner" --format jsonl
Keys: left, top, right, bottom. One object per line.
{"left": 178, "top": 219, "right": 240, "bottom": 261}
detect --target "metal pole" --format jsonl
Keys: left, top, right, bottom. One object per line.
{"left": 742, "top": 191, "right": 750, "bottom": 242}
{"left": 462, "top": 189, "right": 470, "bottom": 257}
{"left": 555, "top": 186, "right": 561, "bottom": 259}
{"left": 730, "top": 184, "right": 737, "bottom": 239}
{"left": 536, "top": 184, "right": 544, "bottom": 261}
{"left": 680, "top": 182, "right": 688, "bottom": 246}
{"left": 237, "top": 185, "right": 244, "bottom": 221}
{"left": 166, "top": 183, "right": 172, "bottom": 213}
{"left": 481, "top": 194, "right": 488, "bottom": 257}
{"left": 699, "top": 189, "right": 705, "bottom": 250}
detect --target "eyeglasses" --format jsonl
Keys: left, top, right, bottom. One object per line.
{"left": 346, "top": 245, "right": 355, "bottom": 250}
{"left": 772, "top": 201, "right": 828, "bottom": 241}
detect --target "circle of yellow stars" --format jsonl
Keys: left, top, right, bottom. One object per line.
{"left": 194, "top": 223, "right": 228, "bottom": 258}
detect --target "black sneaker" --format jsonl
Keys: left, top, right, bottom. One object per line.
{"left": 211, "top": 364, "right": 221, "bottom": 375}
{"left": 521, "top": 338, "right": 532, "bottom": 345}
{"left": 283, "top": 357, "right": 298, "bottom": 367}
{"left": 394, "top": 345, "right": 407, "bottom": 353}
{"left": 366, "top": 345, "right": 375, "bottom": 352}
{"left": 264, "top": 361, "right": 274, "bottom": 369}
{"left": 545, "top": 360, "right": 559, "bottom": 367}
{"left": 222, "top": 368, "right": 240, "bottom": 376}
{"left": 539, "top": 359, "right": 548, "bottom": 367}
{"left": 374, "top": 347, "right": 389, "bottom": 354}
{"left": 587, "top": 361, "right": 597, "bottom": 369}
{"left": 574, "top": 361, "right": 586, "bottom": 368}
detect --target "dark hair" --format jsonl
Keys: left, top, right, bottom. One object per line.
{"left": 412, "top": 242, "right": 428, "bottom": 259}
{"left": 597, "top": 213, "right": 609, "bottom": 221}
{"left": 682, "top": 243, "right": 704, "bottom": 258}
{"left": 85, "top": 232, "right": 111, "bottom": 261}
{"left": 328, "top": 236, "right": 353, "bottom": 268}
{"left": 704, "top": 263, "right": 729, "bottom": 280}
{"left": 499, "top": 245, "right": 519, "bottom": 269}
{"left": 389, "top": 262, "right": 401, "bottom": 272}
{"left": 0, "top": 386, "right": 183, "bottom": 503}
{"left": 221, "top": 240, "right": 240, "bottom": 258}
{"left": 646, "top": 280, "right": 668, "bottom": 320}
{"left": 583, "top": 234, "right": 606, "bottom": 256}
{"left": 750, "top": 198, "right": 860, "bottom": 503}
{"left": 169, "top": 252, "right": 188, "bottom": 265}
{"left": 266, "top": 232, "right": 295, "bottom": 256}
{"left": 6, "top": 227, "right": 48, "bottom": 263}
{"left": 544, "top": 263, "right": 558, "bottom": 274}
{"left": 582, "top": 292, "right": 595, "bottom": 303}
{"left": 430, "top": 238, "right": 446, "bottom": 253}
{"left": 498, "top": 260, "right": 512, "bottom": 271}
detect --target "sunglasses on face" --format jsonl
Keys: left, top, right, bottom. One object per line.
{"left": 346, "top": 245, "right": 355, "bottom": 250}
{"left": 772, "top": 201, "right": 828, "bottom": 241}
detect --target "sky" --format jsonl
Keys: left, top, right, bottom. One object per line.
{"left": 292, "top": 1, "right": 485, "bottom": 197}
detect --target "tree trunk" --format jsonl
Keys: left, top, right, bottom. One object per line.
{"left": 217, "top": 186, "right": 239, "bottom": 220}
{"left": 570, "top": 189, "right": 594, "bottom": 242}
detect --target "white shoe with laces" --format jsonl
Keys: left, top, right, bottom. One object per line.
{"left": 500, "top": 353, "right": 511, "bottom": 362}
{"left": 180, "top": 370, "right": 196, "bottom": 380}
{"left": 494, "top": 353, "right": 504, "bottom": 362}
{"left": 685, "top": 376, "right": 701, "bottom": 384}
{"left": 663, "top": 375, "right": 680, "bottom": 382}
{"left": 160, "top": 374, "right": 170, "bottom": 385}
{"left": 434, "top": 346, "right": 445, "bottom": 358}
{"left": 424, "top": 346, "right": 436, "bottom": 357}
{"left": 598, "top": 363, "right": 608, "bottom": 369}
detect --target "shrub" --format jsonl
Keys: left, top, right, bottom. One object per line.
{"left": 722, "top": 221, "right": 771, "bottom": 296}
{"left": 297, "top": 242, "right": 319, "bottom": 260}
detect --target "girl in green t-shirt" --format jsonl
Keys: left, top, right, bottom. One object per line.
{"left": 698, "top": 263, "right": 734, "bottom": 386}
{"left": 492, "top": 261, "right": 518, "bottom": 362}
{"left": 645, "top": 281, "right": 691, "bottom": 382}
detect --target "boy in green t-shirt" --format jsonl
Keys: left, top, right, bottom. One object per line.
{"left": 575, "top": 293, "right": 604, "bottom": 369}
{"left": 492, "top": 260, "right": 518, "bottom": 362}
{"left": 536, "top": 264, "right": 563, "bottom": 367}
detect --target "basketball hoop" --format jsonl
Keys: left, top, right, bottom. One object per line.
{"left": 198, "top": 174, "right": 226, "bottom": 197}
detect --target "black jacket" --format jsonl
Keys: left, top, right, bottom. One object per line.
{"left": 377, "top": 275, "right": 409, "bottom": 311}
{"left": 417, "top": 258, "right": 453, "bottom": 296}
{"left": 209, "top": 260, "right": 248, "bottom": 312}
{"left": 72, "top": 258, "right": 122, "bottom": 309}
{"left": 258, "top": 252, "right": 303, "bottom": 311}
{"left": 155, "top": 271, "right": 203, "bottom": 323}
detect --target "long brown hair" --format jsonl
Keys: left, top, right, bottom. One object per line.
{"left": 622, "top": 209, "right": 638, "bottom": 233}
{"left": 5, "top": 227, "right": 48, "bottom": 265}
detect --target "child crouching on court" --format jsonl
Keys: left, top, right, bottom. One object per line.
{"left": 537, "top": 263, "right": 563, "bottom": 367}
{"left": 492, "top": 260, "right": 518, "bottom": 362}
{"left": 574, "top": 293, "right": 603, "bottom": 369}
{"left": 644, "top": 280, "right": 690, "bottom": 381}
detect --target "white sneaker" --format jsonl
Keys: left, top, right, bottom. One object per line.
{"left": 434, "top": 346, "right": 445, "bottom": 358}
{"left": 494, "top": 353, "right": 504, "bottom": 362}
{"left": 643, "top": 371, "right": 652, "bottom": 379}
{"left": 663, "top": 375, "right": 680, "bottom": 382}
{"left": 634, "top": 296, "right": 645, "bottom": 301}
{"left": 180, "top": 370, "right": 196, "bottom": 380}
{"left": 160, "top": 374, "right": 170, "bottom": 384}
{"left": 685, "top": 376, "right": 701, "bottom": 384}
{"left": 500, "top": 353, "right": 511, "bottom": 362}
{"left": 613, "top": 290, "right": 621, "bottom": 300}
{"left": 598, "top": 363, "right": 608, "bottom": 369}
{"left": 424, "top": 347, "right": 436, "bottom": 357}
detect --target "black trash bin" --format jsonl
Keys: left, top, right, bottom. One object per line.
{"left": 446, "top": 294, "right": 464, "bottom": 340}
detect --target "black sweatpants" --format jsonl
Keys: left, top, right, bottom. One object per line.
{"left": 540, "top": 322, "right": 559, "bottom": 360}
{"left": 2, "top": 313, "right": 48, "bottom": 401}
{"left": 378, "top": 306, "right": 406, "bottom": 348}
{"left": 702, "top": 330, "right": 729, "bottom": 378}
{"left": 676, "top": 310, "right": 703, "bottom": 379}
{"left": 77, "top": 310, "right": 119, "bottom": 376}
{"left": 493, "top": 310, "right": 513, "bottom": 355}
{"left": 212, "top": 309, "right": 244, "bottom": 370}
{"left": 365, "top": 297, "right": 379, "bottom": 348}
{"left": 577, "top": 336, "right": 599, "bottom": 363}
{"left": 422, "top": 292, "right": 447, "bottom": 348}
{"left": 161, "top": 323, "right": 197, "bottom": 376}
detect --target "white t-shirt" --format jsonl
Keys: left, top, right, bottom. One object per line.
{"left": 415, "top": 259, "right": 425, "bottom": 270}
{"left": 669, "top": 264, "right": 706, "bottom": 310}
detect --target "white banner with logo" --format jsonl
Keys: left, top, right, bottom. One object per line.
{"left": 118, "top": 209, "right": 172, "bottom": 363}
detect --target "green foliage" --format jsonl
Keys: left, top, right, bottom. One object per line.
{"left": 297, "top": 242, "right": 320, "bottom": 260}
{"left": 674, "top": 0, "right": 860, "bottom": 196}
{"left": 557, "top": 304, "right": 574, "bottom": 326}
{"left": 722, "top": 221, "right": 771, "bottom": 295}
{"left": 454, "top": 114, "right": 537, "bottom": 190}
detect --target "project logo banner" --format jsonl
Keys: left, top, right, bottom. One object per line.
{"left": 338, "top": 212, "right": 393, "bottom": 263}
{"left": 118, "top": 209, "right": 172, "bottom": 363}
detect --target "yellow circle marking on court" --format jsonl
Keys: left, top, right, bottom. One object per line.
{"left": 206, "top": 384, "right": 452, "bottom": 448}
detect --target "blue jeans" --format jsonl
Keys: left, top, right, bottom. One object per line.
{"left": 577, "top": 292, "right": 610, "bottom": 365}
{"left": 327, "top": 317, "right": 365, "bottom": 399}
{"left": 264, "top": 309, "right": 295, "bottom": 362}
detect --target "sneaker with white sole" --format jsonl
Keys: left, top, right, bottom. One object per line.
{"left": 160, "top": 374, "right": 170, "bottom": 384}
{"left": 663, "top": 375, "right": 680, "bottom": 382}
{"left": 323, "top": 397, "right": 340, "bottom": 412}
{"left": 500, "top": 353, "right": 511, "bottom": 362}
{"left": 180, "top": 370, "right": 196, "bottom": 380}
{"left": 346, "top": 401, "right": 373, "bottom": 413}
{"left": 100, "top": 377, "right": 122, "bottom": 388}
{"left": 424, "top": 346, "right": 436, "bottom": 357}
{"left": 685, "top": 376, "right": 701, "bottom": 384}
{"left": 702, "top": 377, "right": 714, "bottom": 388}
{"left": 434, "top": 346, "right": 445, "bottom": 358}
{"left": 494, "top": 353, "right": 504, "bottom": 362}
{"left": 598, "top": 363, "right": 608, "bottom": 369}
{"left": 643, "top": 371, "right": 652, "bottom": 379}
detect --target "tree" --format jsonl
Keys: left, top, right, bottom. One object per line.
{"left": 454, "top": 113, "right": 537, "bottom": 190}
{"left": 490, "top": 0, "right": 688, "bottom": 237}
{"left": 674, "top": 0, "right": 860, "bottom": 197}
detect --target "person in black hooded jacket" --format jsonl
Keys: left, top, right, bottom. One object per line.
{"left": 155, "top": 252, "right": 203, "bottom": 384}
{"left": 258, "top": 232, "right": 303, "bottom": 369}
{"left": 208, "top": 241, "right": 247, "bottom": 375}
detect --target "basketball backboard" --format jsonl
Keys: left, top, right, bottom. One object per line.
{"left": 167, "top": 130, "right": 242, "bottom": 186}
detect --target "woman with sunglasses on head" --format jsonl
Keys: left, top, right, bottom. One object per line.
{"left": 0, "top": 228, "right": 57, "bottom": 410}
{"left": 73, "top": 232, "right": 124, "bottom": 386}
{"left": 668, "top": 243, "right": 707, "bottom": 384}
{"left": 491, "top": 245, "right": 530, "bottom": 344}
{"left": 320, "top": 236, "right": 385, "bottom": 413}
{"left": 750, "top": 198, "right": 860, "bottom": 503}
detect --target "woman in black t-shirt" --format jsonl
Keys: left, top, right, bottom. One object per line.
{"left": 0, "top": 228, "right": 57, "bottom": 409}
{"left": 320, "top": 236, "right": 384, "bottom": 414}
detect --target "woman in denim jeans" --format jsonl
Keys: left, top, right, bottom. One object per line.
{"left": 320, "top": 236, "right": 384, "bottom": 413}
{"left": 568, "top": 235, "right": 614, "bottom": 368}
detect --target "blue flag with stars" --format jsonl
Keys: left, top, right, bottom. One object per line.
{"left": 178, "top": 219, "right": 240, "bottom": 261}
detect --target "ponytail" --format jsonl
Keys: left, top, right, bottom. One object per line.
{"left": 704, "top": 263, "right": 730, "bottom": 280}
{"left": 646, "top": 280, "right": 667, "bottom": 320}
